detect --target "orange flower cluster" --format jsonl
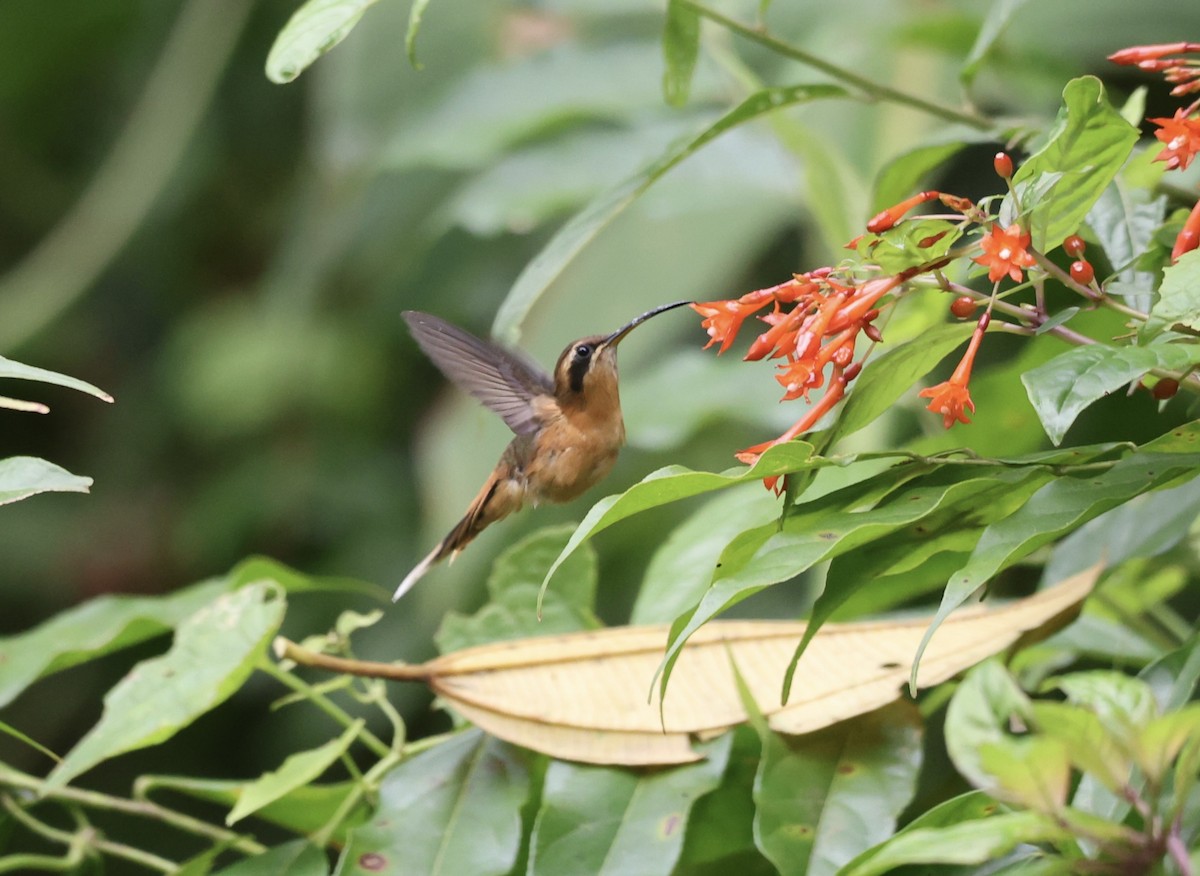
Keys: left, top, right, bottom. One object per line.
{"left": 1110, "top": 42, "right": 1200, "bottom": 261}
{"left": 972, "top": 224, "right": 1036, "bottom": 283}
{"left": 692, "top": 272, "right": 904, "bottom": 468}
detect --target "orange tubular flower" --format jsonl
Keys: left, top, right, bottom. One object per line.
{"left": 919, "top": 312, "right": 989, "bottom": 429}
{"left": 1108, "top": 43, "right": 1200, "bottom": 66}
{"left": 691, "top": 300, "right": 762, "bottom": 354}
{"left": 973, "top": 224, "right": 1036, "bottom": 283}
{"left": 1172, "top": 198, "right": 1200, "bottom": 262}
{"left": 1150, "top": 108, "right": 1200, "bottom": 171}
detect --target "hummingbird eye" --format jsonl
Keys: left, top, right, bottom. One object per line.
{"left": 574, "top": 344, "right": 592, "bottom": 360}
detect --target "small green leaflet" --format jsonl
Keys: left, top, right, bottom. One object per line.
{"left": 265, "top": 0, "right": 381, "bottom": 84}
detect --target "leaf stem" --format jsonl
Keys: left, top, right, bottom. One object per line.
{"left": 257, "top": 654, "right": 392, "bottom": 759}
{"left": 680, "top": 0, "right": 994, "bottom": 130}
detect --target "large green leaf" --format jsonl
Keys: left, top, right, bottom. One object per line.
{"left": 1022, "top": 342, "right": 1200, "bottom": 445}
{"left": 959, "top": 0, "right": 1031, "bottom": 87}
{"left": 911, "top": 423, "right": 1200, "bottom": 685}
{"left": 491, "top": 83, "right": 848, "bottom": 346}
{"left": 1143, "top": 249, "right": 1200, "bottom": 340}
{"left": 336, "top": 730, "right": 529, "bottom": 876}
{"left": 265, "top": 0, "right": 381, "bottom": 84}
{"left": 944, "top": 661, "right": 1034, "bottom": 790}
{"left": 1086, "top": 181, "right": 1165, "bottom": 315}
{"left": 1008, "top": 76, "right": 1138, "bottom": 250}
{"left": 752, "top": 704, "right": 923, "bottom": 876}
{"left": 226, "top": 720, "right": 364, "bottom": 825}
{"left": 0, "top": 456, "right": 93, "bottom": 507}
{"left": 528, "top": 735, "right": 731, "bottom": 876}
{"left": 45, "top": 582, "right": 286, "bottom": 788}
{"left": 212, "top": 841, "right": 328, "bottom": 876}
{"left": 436, "top": 524, "right": 599, "bottom": 654}
{"left": 0, "top": 579, "right": 227, "bottom": 709}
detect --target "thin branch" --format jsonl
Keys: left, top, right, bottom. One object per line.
{"left": 274, "top": 637, "right": 434, "bottom": 683}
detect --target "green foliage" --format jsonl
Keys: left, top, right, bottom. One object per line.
{"left": 5, "top": 0, "right": 1200, "bottom": 873}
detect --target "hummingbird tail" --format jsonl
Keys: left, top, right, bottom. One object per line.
{"left": 392, "top": 542, "right": 442, "bottom": 601}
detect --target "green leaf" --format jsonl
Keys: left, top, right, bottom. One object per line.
{"left": 1132, "top": 705, "right": 1200, "bottom": 783}
{"left": 0, "top": 719, "right": 59, "bottom": 763}
{"left": 226, "top": 720, "right": 364, "bottom": 825}
{"left": 436, "top": 524, "right": 600, "bottom": 654}
{"left": 540, "top": 442, "right": 817, "bottom": 606}
{"left": 212, "top": 841, "right": 327, "bottom": 876}
{"left": 872, "top": 137, "right": 974, "bottom": 214}
{"left": 1144, "top": 249, "right": 1200, "bottom": 340}
{"left": 1021, "top": 342, "right": 1200, "bottom": 445}
{"left": 752, "top": 704, "right": 923, "bottom": 876}
{"left": 1009, "top": 76, "right": 1139, "bottom": 250}
{"left": 1045, "top": 670, "right": 1158, "bottom": 728}
{"left": 830, "top": 322, "right": 976, "bottom": 444}
{"left": 491, "top": 83, "right": 848, "bottom": 346}
{"left": 978, "top": 737, "right": 1070, "bottom": 814}
{"left": 0, "top": 456, "right": 92, "bottom": 507}
{"left": 1141, "top": 632, "right": 1200, "bottom": 712}
{"left": 227, "top": 555, "right": 381, "bottom": 599}
{"left": 960, "top": 0, "right": 1030, "bottom": 86}
{"left": 662, "top": 0, "right": 700, "bottom": 107}
{"left": 944, "top": 661, "right": 1033, "bottom": 791}
{"left": 911, "top": 424, "right": 1200, "bottom": 686}
{"left": 1031, "top": 702, "right": 1130, "bottom": 793}
{"left": 0, "top": 354, "right": 112, "bottom": 404}
{"left": 0, "top": 579, "right": 228, "bottom": 709}
{"left": 337, "top": 730, "right": 529, "bottom": 876}
{"left": 856, "top": 219, "right": 964, "bottom": 273}
{"left": 1086, "top": 182, "right": 1165, "bottom": 316}
{"left": 631, "top": 484, "right": 780, "bottom": 624}
{"left": 137, "top": 775, "right": 367, "bottom": 840}
{"left": 265, "top": 0, "right": 381, "bottom": 85}
{"left": 45, "top": 582, "right": 286, "bottom": 789}
{"left": 404, "top": 0, "right": 432, "bottom": 69}
{"left": 528, "top": 735, "right": 730, "bottom": 876}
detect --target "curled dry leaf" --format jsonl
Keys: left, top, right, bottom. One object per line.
{"left": 279, "top": 567, "right": 1096, "bottom": 765}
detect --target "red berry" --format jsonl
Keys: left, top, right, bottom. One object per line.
{"left": 1063, "top": 235, "right": 1086, "bottom": 258}
{"left": 1069, "top": 260, "right": 1094, "bottom": 284}
{"left": 1153, "top": 378, "right": 1180, "bottom": 399}
{"left": 950, "top": 296, "right": 977, "bottom": 319}
{"left": 993, "top": 152, "right": 1013, "bottom": 179}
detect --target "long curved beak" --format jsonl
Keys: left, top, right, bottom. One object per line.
{"left": 602, "top": 300, "right": 693, "bottom": 347}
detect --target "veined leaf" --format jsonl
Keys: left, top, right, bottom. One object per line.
{"left": 492, "top": 83, "right": 848, "bottom": 346}
{"left": 527, "top": 735, "right": 730, "bottom": 876}
{"left": 265, "top": 0, "right": 380, "bottom": 85}
{"left": 1022, "top": 342, "right": 1200, "bottom": 445}
{"left": 911, "top": 423, "right": 1200, "bottom": 688}
{"left": 1086, "top": 181, "right": 1165, "bottom": 316}
{"left": 415, "top": 568, "right": 1094, "bottom": 765}
{"left": 0, "top": 456, "right": 93, "bottom": 507}
{"left": 1009, "top": 76, "right": 1138, "bottom": 250}
{"left": 336, "top": 730, "right": 528, "bottom": 876}
{"left": 226, "top": 720, "right": 364, "bottom": 825}
{"left": 46, "top": 582, "right": 286, "bottom": 788}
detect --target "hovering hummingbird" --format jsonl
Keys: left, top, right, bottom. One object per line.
{"left": 394, "top": 301, "right": 692, "bottom": 600}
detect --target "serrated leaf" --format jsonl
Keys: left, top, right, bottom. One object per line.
{"left": 46, "top": 582, "right": 286, "bottom": 788}
{"left": 1144, "top": 249, "right": 1200, "bottom": 340}
{"left": 662, "top": 0, "right": 700, "bottom": 107}
{"left": 491, "top": 83, "right": 848, "bottom": 346}
{"left": 1009, "top": 77, "right": 1139, "bottom": 250}
{"left": 336, "top": 730, "right": 528, "bottom": 876}
{"left": 527, "top": 735, "right": 730, "bottom": 876}
{"left": 1022, "top": 342, "right": 1200, "bottom": 445}
{"left": 0, "top": 456, "right": 92, "bottom": 507}
{"left": 423, "top": 569, "right": 1093, "bottom": 764}
{"left": 0, "top": 580, "right": 228, "bottom": 709}
{"left": 226, "top": 720, "right": 363, "bottom": 825}
{"left": 265, "top": 0, "right": 380, "bottom": 84}
{"left": 911, "top": 424, "right": 1200, "bottom": 686}
{"left": 0, "top": 354, "right": 112, "bottom": 404}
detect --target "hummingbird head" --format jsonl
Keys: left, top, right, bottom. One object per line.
{"left": 553, "top": 300, "right": 692, "bottom": 397}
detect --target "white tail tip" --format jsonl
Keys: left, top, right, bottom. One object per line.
{"left": 393, "top": 546, "right": 439, "bottom": 602}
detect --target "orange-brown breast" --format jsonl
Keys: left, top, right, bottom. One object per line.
{"left": 524, "top": 383, "right": 626, "bottom": 504}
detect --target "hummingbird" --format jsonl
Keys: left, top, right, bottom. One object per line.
{"left": 394, "top": 301, "right": 692, "bottom": 601}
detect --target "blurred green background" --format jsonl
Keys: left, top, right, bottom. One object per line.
{"left": 3, "top": 0, "right": 1200, "bottom": 790}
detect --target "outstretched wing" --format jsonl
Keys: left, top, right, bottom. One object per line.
{"left": 403, "top": 311, "right": 553, "bottom": 436}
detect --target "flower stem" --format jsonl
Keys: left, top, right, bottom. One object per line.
{"left": 679, "top": 0, "right": 994, "bottom": 130}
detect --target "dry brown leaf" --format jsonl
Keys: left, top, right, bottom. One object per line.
{"left": 419, "top": 566, "right": 1097, "bottom": 765}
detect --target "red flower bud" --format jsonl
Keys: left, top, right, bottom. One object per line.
{"left": 993, "top": 152, "right": 1013, "bottom": 179}
{"left": 1172, "top": 199, "right": 1200, "bottom": 263}
{"left": 1069, "top": 260, "right": 1095, "bottom": 285}
{"left": 866, "top": 191, "right": 940, "bottom": 233}
{"left": 1108, "top": 42, "right": 1200, "bottom": 65}
{"left": 1153, "top": 378, "right": 1180, "bottom": 399}
{"left": 1063, "top": 235, "right": 1086, "bottom": 258}
{"left": 950, "top": 296, "right": 977, "bottom": 319}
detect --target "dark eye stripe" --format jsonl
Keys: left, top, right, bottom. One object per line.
{"left": 568, "top": 355, "right": 589, "bottom": 392}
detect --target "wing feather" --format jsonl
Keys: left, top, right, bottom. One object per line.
{"left": 403, "top": 311, "right": 553, "bottom": 436}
